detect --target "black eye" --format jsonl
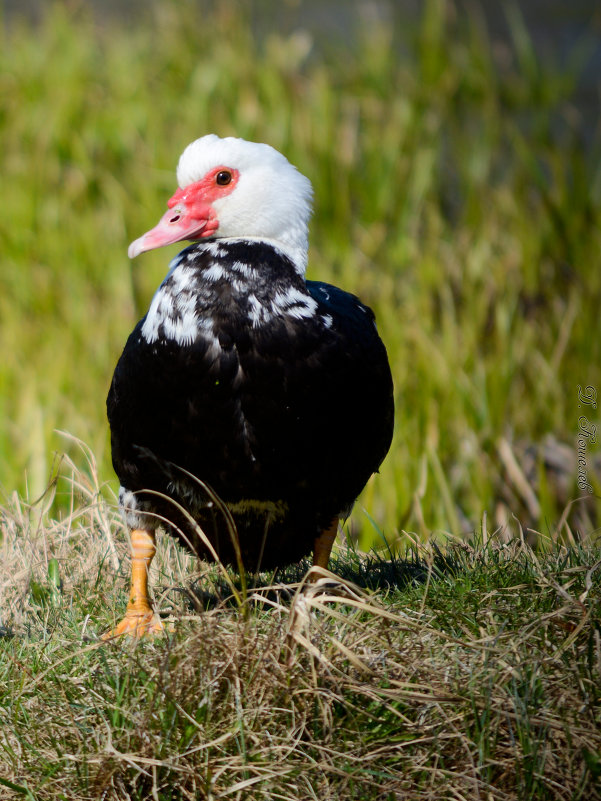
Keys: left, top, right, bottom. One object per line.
{"left": 216, "top": 170, "right": 232, "bottom": 186}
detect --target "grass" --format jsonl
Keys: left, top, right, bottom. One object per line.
{"left": 1, "top": 3, "right": 601, "bottom": 797}
{"left": 1, "top": 1, "right": 600, "bottom": 545}
{"left": 0, "top": 459, "right": 600, "bottom": 800}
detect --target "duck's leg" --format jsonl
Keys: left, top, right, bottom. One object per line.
{"left": 102, "top": 528, "right": 164, "bottom": 639}
{"left": 312, "top": 518, "right": 339, "bottom": 570}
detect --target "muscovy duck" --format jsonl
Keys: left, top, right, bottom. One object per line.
{"left": 105, "top": 135, "right": 394, "bottom": 637}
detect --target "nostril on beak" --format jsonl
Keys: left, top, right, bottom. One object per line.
{"left": 169, "top": 214, "right": 181, "bottom": 223}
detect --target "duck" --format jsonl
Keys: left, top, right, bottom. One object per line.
{"left": 105, "top": 134, "right": 394, "bottom": 637}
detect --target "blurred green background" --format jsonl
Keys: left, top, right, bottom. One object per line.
{"left": 1, "top": 0, "right": 600, "bottom": 548}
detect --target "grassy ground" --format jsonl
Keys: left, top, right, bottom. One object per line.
{"left": 1, "top": 3, "right": 601, "bottom": 798}
{"left": 1, "top": 1, "right": 600, "bottom": 545}
{"left": 0, "top": 461, "right": 600, "bottom": 800}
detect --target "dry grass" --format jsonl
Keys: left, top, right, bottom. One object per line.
{"left": 1, "top": 458, "right": 600, "bottom": 800}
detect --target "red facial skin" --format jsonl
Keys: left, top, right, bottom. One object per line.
{"left": 128, "top": 166, "right": 240, "bottom": 258}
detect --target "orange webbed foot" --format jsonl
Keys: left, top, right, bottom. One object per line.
{"left": 102, "top": 608, "right": 165, "bottom": 640}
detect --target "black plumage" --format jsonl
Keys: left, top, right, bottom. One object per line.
{"left": 108, "top": 239, "right": 393, "bottom": 571}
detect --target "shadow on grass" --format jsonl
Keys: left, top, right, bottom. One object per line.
{"left": 164, "top": 544, "right": 459, "bottom": 614}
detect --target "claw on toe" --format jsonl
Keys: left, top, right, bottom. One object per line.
{"left": 102, "top": 610, "right": 165, "bottom": 640}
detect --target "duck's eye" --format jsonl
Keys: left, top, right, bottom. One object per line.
{"left": 216, "top": 170, "right": 232, "bottom": 186}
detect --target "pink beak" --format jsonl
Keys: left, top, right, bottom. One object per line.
{"left": 128, "top": 192, "right": 218, "bottom": 259}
